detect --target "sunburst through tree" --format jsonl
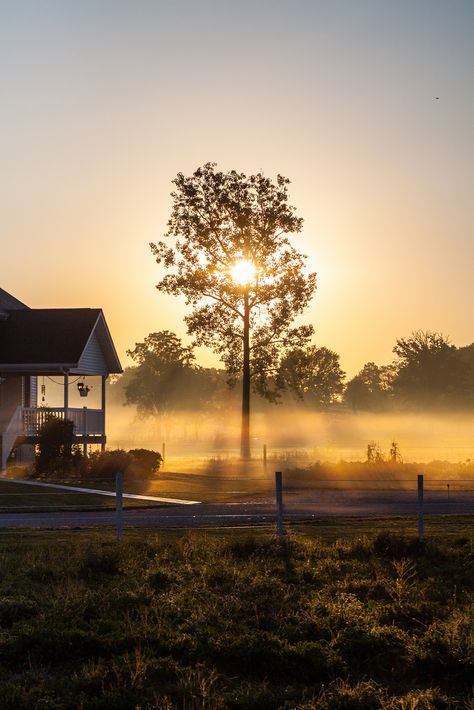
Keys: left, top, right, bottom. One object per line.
{"left": 151, "top": 163, "right": 317, "bottom": 458}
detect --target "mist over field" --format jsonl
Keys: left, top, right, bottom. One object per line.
{"left": 106, "top": 401, "right": 474, "bottom": 466}
{"left": 40, "top": 372, "right": 474, "bottom": 466}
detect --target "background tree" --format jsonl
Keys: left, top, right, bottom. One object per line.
{"left": 391, "top": 330, "right": 471, "bottom": 408}
{"left": 151, "top": 163, "right": 316, "bottom": 457}
{"left": 456, "top": 342, "right": 474, "bottom": 404}
{"left": 125, "top": 330, "right": 216, "bottom": 418}
{"left": 344, "top": 362, "right": 393, "bottom": 411}
{"left": 278, "top": 345, "right": 345, "bottom": 407}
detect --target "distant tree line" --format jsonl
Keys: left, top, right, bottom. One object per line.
{"left": 109, "top": 330, "right": 345, "bottom": 419}
{"left": 345, "top": 330, "right": 474, "bottom": 411}
{"left": 109, "top": 329, "right": 474, "bottom": 417}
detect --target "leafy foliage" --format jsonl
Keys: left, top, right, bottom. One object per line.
{"left": 82, "top": 448, "right": 162, "bottom": 481}
{"left": 151, "top": 163, "right": 317, "bottom": 404}
{"left": 344, "top": 331, "right": 474, "bottom": 411}
{"left": 35, "top": 416, "right": 79, "bottom": 476}
{"left": 125, "top": 330, "right": 217, "bottom": 416}
{"left": 117, "top": 326, "right": 474, "bottom": 416}
{"left": 391, "top": 330, "right": 471, "bottom": 407}
{"left": 278, "top": 345, "right": 345, "bottom": 406}
{"left": 344, "top": 362, "right": 393, "bottom": 411}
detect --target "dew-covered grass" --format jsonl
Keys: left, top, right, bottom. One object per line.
{"left": 0, "top": 526, "right": 472, "bottom": 708}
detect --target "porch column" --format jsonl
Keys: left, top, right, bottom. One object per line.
{"left": 1, "top": 437, "right": 7, "bottom": 471}
{"left": 82, "top": 406, "right": 88, "bottom": 457}
{"left": 63, "top": 370, "right": 69, "bottom": 421}
{"left": 101, "top": 375, "right": 107, "bottom": 452}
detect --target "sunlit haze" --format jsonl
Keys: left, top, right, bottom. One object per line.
{"left": 230, "top": 259, "right": 256, "bottom": 286}
{"left": 1, "top": 1, "right": 473, "bottom": 376}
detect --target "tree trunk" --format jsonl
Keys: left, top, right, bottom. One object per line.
{"left": 240, "top": 290, "right": 251, "bottom": 459}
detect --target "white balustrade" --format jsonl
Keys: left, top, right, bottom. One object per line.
{"left": 21, "top": 408, "right": 105, "bottom": 436}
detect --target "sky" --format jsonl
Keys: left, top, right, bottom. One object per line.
{"left": 1, "top": 0, "right": 473, "bottom": 377}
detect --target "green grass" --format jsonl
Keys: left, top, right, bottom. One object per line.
{"left": 0, "top": 480, "right": 167, "bottom": 512}
{"left": 0, "top": 472, "right": 275, "bottom": 510}
{"left": 0, "top": 526, "right": 471, "bottom": 708}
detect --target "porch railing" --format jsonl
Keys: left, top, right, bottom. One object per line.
{"left": 22, "top": 408, "right": 105, "bottom": 437}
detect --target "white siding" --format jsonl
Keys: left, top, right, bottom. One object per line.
{"left": 76, "top": 331, "right": 108, "bottom": 375}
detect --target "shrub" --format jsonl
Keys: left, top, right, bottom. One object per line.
{"left": 127, "top": 448, "right": 162, "bottom": 476}
{"left": 35, "top": 416, "right": 81, "bottom": 476}
{"left": 84, "top": 449, "right": 132, "bottom": 481}
{"left": 80, "top": 448, "right": 162, "bottom": 482}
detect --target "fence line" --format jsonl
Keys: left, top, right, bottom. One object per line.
{"left": 0, "top": 474, "right": 472, "bottom": 541}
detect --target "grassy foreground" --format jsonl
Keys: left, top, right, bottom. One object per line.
{"left": 0, "top": 528, "right": 472, "bottom": 709}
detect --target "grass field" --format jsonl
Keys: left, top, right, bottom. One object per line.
{"left": 0, "top": 479, "right": 173, "bottom": 513}
{"left": 0, "top": 523, "right": 472, "bottom": 709}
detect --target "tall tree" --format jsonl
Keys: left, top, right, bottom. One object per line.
{"left": 151, "top": 163, "right": 316, "bottom": 457}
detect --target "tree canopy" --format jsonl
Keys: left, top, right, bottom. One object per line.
{"left": 344, "top": 331, "right": 473, "bottom": 411}
{"left": 125, "top": 331, "right": 216, "bottom": 417}
{"left": 391, "top": 330, "right": 471, "bottom": 407}
{"left": 151, "top": 163, "right": 316, "bottom": 456}
{"left": 278, "top": 345, "right": 345, "bottom": 407}
{"left": 344, "top": 362, "right": 393, "bottom": 411}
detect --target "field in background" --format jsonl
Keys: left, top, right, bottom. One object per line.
{"left": 4, "top": 407, "right": 474, "bottom": 511}
{"left": 106, "top": 406, "right": 474, "bottom": 465}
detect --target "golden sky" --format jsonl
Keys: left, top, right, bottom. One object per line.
{"left": 1, "top": 1, "right": 473, "bottom": 377}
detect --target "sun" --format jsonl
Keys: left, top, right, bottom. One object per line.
{"left": 230, "top": 259, "right": 256, "bottom": 285}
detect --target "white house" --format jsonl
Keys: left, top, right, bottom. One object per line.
{"left": 0, "top": 288, "right": 122, "bottom": 470}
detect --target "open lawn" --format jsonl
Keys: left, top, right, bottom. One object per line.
{"left": 0, "top": 525, "right": 472, "bottom": 709}
{"left": 0, "top": 480, "right": 172, "bottom": 513}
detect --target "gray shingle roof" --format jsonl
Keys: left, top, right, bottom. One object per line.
{"left": 0, "top": 288, "right": 28, "bottom": 310}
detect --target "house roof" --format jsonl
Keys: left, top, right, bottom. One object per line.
{"left": 0, "top": 288, "right": 28, "bottom": 311}
{"left": 0, "top": 308, "right": 122, "bottom": 374}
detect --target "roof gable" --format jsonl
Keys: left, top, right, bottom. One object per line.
{"left": 76, "top": 313, "right": 122, "bottom": 375}
{"left": 76, "top": 329, "right": 108, "bottom": 375}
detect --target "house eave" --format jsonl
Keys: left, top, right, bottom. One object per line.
{"left": 0, "top": 363, "right": 78, "bottom": 374}
{"left": 0, "top": 363, "right": 121, "bottom": 376}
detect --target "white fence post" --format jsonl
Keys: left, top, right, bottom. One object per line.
{"left": 116, "top": 471, "right": 124, "bottom": 542}
{"left": 417, "top": 473, "right": 424, "bottom": 540}
{"left": 275, "top": 471, "right": 284, "bottom": 540}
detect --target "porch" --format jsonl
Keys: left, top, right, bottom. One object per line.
{"left": 1, "top": 404, "right": 106, "bottom": 470}
{"left": 22, "top": 407, "right": 105, "bottom": 438}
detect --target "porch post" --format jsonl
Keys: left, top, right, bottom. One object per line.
{"left": 82, "top": 406, "right": 88, "bottom": 457}
{"left": 1, "top": 437, "right": 7, "bottom": 471}
{"left": 101, "top": 375, "right": 107, "bottom": 452}
{"left": 63, "top": 370, "right": 69, "bottom": 421}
